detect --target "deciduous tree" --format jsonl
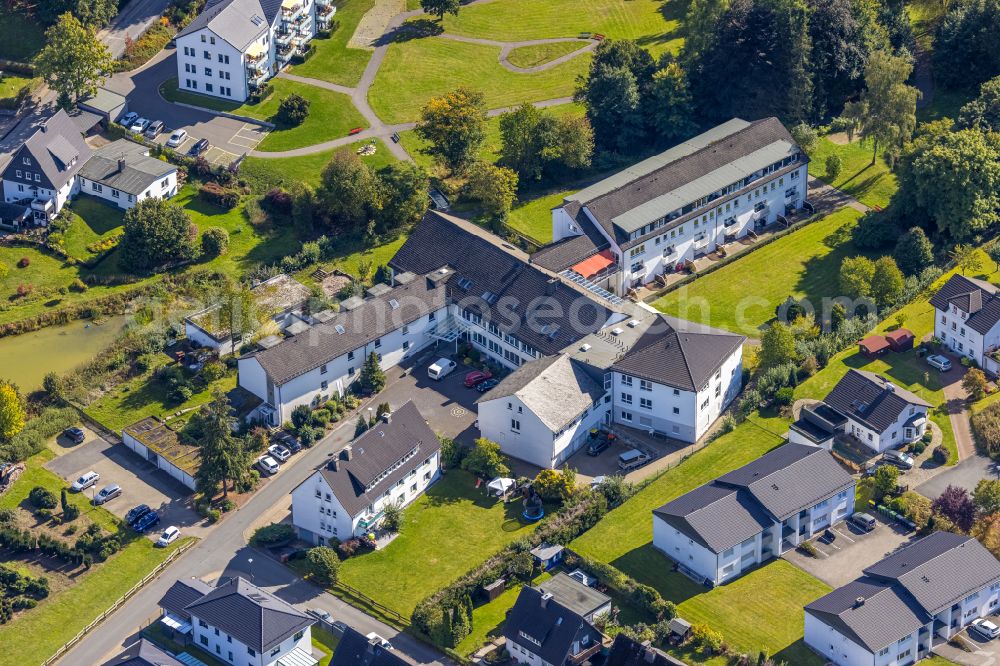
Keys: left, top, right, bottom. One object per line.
{"left": 807, "top": 0, "right": 869, "bottom": 116}
{"left": 963, "top": 368, "right": 990, "bottom": 401}
{"left": 415, "top": 87, "right": 487, "bottom": 173}
{"left": 759, "top": 322, "right": 797, "bottom": 368}
{"left": 870, "top": 256, "right": 904, "bottom": 308}
{"left": 958, "top": 75, "right": 1000, "bottom": 133}
{"left": 646, "top": 61, "right": 697, "bottom": 145}
{"left": 974, "top": 479, "right": 1000, "bottom": 516}
{"left": 276, "top": 93, "right": 310, "bottom": 126}
{"left": 421, "top": 0, "right": 460, "bottom": 20}
{"left": 932, "top": 484, "right": 976, "bottom": 532}
{"left": 0, "top": 381, "right": 25, "bottom": 442}
{"left": 461, "top": 437, "right": 509, "bottom": 479}
{"left": 316, "top": 149, "right": 379, "bottom": 230}
{"left": 933, "top": 0, "right": 1000, "bottom": 90}
{"left": 33, "top": 13, "right": 113, "bottom": 104}
{"left": 839, "top": 255, "right": 876, "bottom": 298}
{"left": 893, "top": 227, "right": 934, "bottom": 275}
{"left": 376, "top": 162, "right": 429, "bottom": 234}
{"left": 842, "top": 50, "right": 920, "bottom": 164}
{"left": 464, "top": 161, "right": 518, "bottom": 226}
{"left": 118, "top": 198, "right": 198, "bottom": 272}
{"left": 304, "top": 546, "right": 340, "bottom": 585}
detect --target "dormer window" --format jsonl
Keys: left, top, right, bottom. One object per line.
{"left": 22, "top": 157, "right": 29, "bottom": 165}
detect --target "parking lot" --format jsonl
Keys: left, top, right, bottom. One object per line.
{"left": 935, "top": 624, "right": 1000, "bottom": 665}
{"left": 783, "top": 513, "right": 919, "bottom": 588}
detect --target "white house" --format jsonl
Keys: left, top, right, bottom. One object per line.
{"left": 77, "top": 139, "right": 177, "bottom": 209}
{"left": 820, "top": 369, "right": 931, "bottom": 453}
{"left": 157, "top": 576, "right": 317, "bottom": 666}
{"left": 805, "top": 531, "right": 1000, "bottom": 665}
{"left": 652, "top": 443, "right": 855, "bottom": 586}
{"left": 290, "top": 400, "right": 440, "bottom": 543}
{"left": 174, "top": 0, "right": 334, "bottom": 103}
{"left": 930, "top": 273, "right": 1000, "bottom": 373}
{"left": 504, "top": 586, "right": 603, "bottom": 666}
{"left": 532, "top": 117, "right": 809, "bottom": 296}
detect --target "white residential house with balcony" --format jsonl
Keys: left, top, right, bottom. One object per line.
{"left": 930, "top": 273, "right": 1000, "bottom": 374}
{"left": 290, "top": 401, "right": 441, "bottom": 543}
{"left": 532, "top": 117, "right": 809, "bottom": 296}
{"left": 652, "top": 443, "right": 855, "bottom": 586}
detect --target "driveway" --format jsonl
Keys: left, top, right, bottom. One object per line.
{"left": 105, "top": 50, "right": 269, "bottom": 166}
{"left": 783, "top": 514, "right": 918, "bottom": 588}
{"left": 44, "top": 434, "right": 206, "bottom": 539}
{"left": 917, "top": 453, "right": 1000, "bottom": 500}
{"left": 934, "top": 623, "right": 1000, "bottom": 665}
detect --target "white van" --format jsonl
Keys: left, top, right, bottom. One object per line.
{"left": 427, "top": 358, "right": 457, "bottom": 380}
{"left": 617, "top": 449, "right": 650, "bottom": 471}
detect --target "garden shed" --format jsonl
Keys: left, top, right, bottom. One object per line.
{"left": 885, "top": 328, "right": 915, "bottom": 352}
{"left": 858, "top": 335, "right": 890, "bottom": 359}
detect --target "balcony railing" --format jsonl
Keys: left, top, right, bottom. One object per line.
{"left": 358, "top": 511, "right": 384, "bottom": 529}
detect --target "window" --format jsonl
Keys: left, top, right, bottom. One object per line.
{"left": 204, "top": 50, "right": 210, "bottom": 59}
{"left": 374, "top": 338, "right": 381, "bottom": 348}
{"left": 673, "top": 388, "right": 680, "bottom": 396}
{"left": 640, "top": 398, "right": 652, "bottom": 410}
{"left": 205, "top": 67, "right": 212, "bottom": 76}
{"left": 511, "top": 419, "right": 520, "bottom": 432}
{"left": 294, "top": 630, "right": 304, "bottom": 641}
{"left": 348, "top": 366, "right": 355, "bottom": 375}
{"left": 33, "top": 173, "right": 39, "bottom": 182}
{"left": 640, "top": 379, "right": 652, "bottom": 391}
{"left": 206, "top": 83, "right": 213, "bottom": 93}
{"left": 347, "top": 351, "right": 354, "bottom": 361}
{"left": 112, "top": 189, "right": 119, "bottom": 199}
{"left": 248, "top": 647, "right": 256, "bottom": 656}
{"left": 621, "top": 411, "right": 633, "bottom": 422}
{"left": 621, "top": 375, "right": 633, "bottom": 387}
{"left": 210, "top": 36, "right": 215, "bottom": 44}
{"left": 271, "top": 647, "right": 281, "bottom": 657}
{"left": 15, "top": 170, "right": 20, "bottom": 178}
{"left": 672, "top": 407, "right": 680, "bottom": 415}
{"left": 621, "top": 393, "right": 633, "bottom": 405}
{"left": 200, "top": 635, "right": 209, "bottom": 647}
{"left": 199, "top": 620, "right": 208, "bottom": 629}
{"left": 201, "top": 34, "right": 206, "bottom": 42}
{"left": 403, "top": 340, "right": 410, "bottom": 351}
{"left": 320, "top": 364, "right": 327, "bottom": 374}
{"left": 320, "top": 380, "right": 328, "bottom": 390}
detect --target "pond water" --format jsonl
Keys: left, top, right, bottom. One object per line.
{"left": 0, "top": 315, "right": 128, "bottom": 391}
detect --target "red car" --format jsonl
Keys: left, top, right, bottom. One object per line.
{"left": 464, "top": 369, "right": 493, "bottom": 388}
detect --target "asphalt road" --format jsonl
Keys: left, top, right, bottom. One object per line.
{"left": 60, "top": 366, "right": 458, "bottom": 666}
{"left": 98, "top": 0, "right": 175, "bottom": 59}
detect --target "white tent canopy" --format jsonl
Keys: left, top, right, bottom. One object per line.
{"left": 487, "top": 477, "right": 515, "bottom": 496}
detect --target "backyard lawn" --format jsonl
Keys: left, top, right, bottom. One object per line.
{"left": 336, "top": 470, "right": 546, "bottom": 615}
{"left": 507, "top": 189, "right": 573, "bottom": 243}
{"left": 653, "top": 207, "right": 863, "bottom": 338}
{"left": 455, "top": 572, "right": 552, "bottom": 656}
{"left": 0, "top": 71, "right": 35, "bottom": 100}
{"left": 506, "top": 42, "right": 586, "bottom": 68}
{"left": 60, "top": 196, "right": 126, "bottom": 261}
{"left": 369, "top": 37, "right": 590, "bottom": 124}
{"left": 809, "top": 135, "right": 897, "bottom": 210}
{"left": 313, "top": 627, "right": 340, "bottom": 666}
{"left": 290, "top": 0, "right": 375, "bottom": 87}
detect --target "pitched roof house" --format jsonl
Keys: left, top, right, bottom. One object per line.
{"left": 76, "top": 139, "right": 177, "bottom": 208}
{"left": 331, "top": 627, "right": 408, "bottom": 665}
{"left": 101, "top": 639, "right": 186, "bottom": 666}
{"left": 931, "top": 273, "right": 1000, "bottom": 373}
{"left": 504, "top": 586, "right": 603, "bottom": 665}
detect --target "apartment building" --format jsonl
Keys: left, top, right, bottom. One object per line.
{"left": 930, "top": 273, "right": 1000, "bottom": 374}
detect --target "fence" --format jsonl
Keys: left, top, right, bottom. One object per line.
{"left": 329, "top": 580, "right": 410, "bottom": 629}
{"left": 41, "top": 538, "right": 196, "bottom": 666}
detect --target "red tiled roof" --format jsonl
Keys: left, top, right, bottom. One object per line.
{"left": 859, "top": 335, "right": 890, "bottom": 353}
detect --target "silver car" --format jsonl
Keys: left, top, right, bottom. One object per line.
{"left": 129, "top": 117, "right": 150, "bottom": 133}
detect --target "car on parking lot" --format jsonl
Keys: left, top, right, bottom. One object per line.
{"left": 63, "top": 427, "right": 86, "bottom": 444}
{"left": 120, "top": 111, "right": 139, "bottom": 127}
{"left": 475, "top": 378, "right": 500, "bottom": 393}
{"left": 275, "top": 432, "right": 301, "bottom": 453}
{"left": 257, "top": 455, "right": 280, "bottom": 475}
{"left": 308, "top": 608, "right": 332, "bottom": 624}
{"left": 850, "top": 512, "right": 877, "bottom": 532}
{"left": 156, "top": 526, "right": 181, "bottom": 547}
{"left": 134, "top": 510, "right": 160, "bottom": 532}
{"left": 884, "top": 448, "right": 915, "bottom": 470}
{"left": 464, "top": 369, "right": 493, "bottom": 387}
{"left": 71, "top": 470, "right": 100, "bottom": 492}
{"left": 587, "top": 438, "right": 609, "bottom": 456}
{"left": 126, "top": 504, "right": 151, "bottom": 527}
{"left": 617, "top": 448, "right": 650, "bottom": 471}
{"left": 129, "top": 117, "right": 150, "bottom": 133}
{"left": 428, "top": 358, "right": 457, "bottom": 380}
{"left": 166, "top": 129, "right": 188, "bottom": 148}
{"left": 190, "top": 138, "right": 210, "bottom": 156}
{"left": 268, "top": 444, "right": 291, "bottom": 462}
{"left": 93, "top": 483, "right": 121, "bottom": 505}
{"left": 926, "top": 354, "right": 952, "bottom": 372}
{"left": 144, "top": 120, "right": 164, "bottom": 138}
{"left": 366, "top": 632, "right": 392, "bottom": 650}
{"left": 971, "top": 618, "right": 1000, "bottom": 640}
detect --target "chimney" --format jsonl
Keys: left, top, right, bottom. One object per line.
{"left": 546, "top": 278, "right": 558, "bottom": 295}
{"left": 327, "top": 459, "right": 339, "bottom": 472}
{"left": 39, "top": 121, "right": 47, "bottom": 133}
{"left": 540, "top": 592, "right": 553, "bottom": 608}
{"left": 340, "top": 447, "right": 353, "bottom": 461}
{"left": 381, "top": 411, "right": 391, "bottom": 424}
{"left": 854, "top": 596, "right": 865, "bottom": 608}
{"left": 117, "top": 156, "right": 126, "bottom": 173}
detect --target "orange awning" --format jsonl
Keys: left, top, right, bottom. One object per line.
{"left": 571, "top": 250, "right": 615, "bottom": 279}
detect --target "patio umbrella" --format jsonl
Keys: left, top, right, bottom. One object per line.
{"left": 487, "top": 477, "right": 515, "bottom": 497}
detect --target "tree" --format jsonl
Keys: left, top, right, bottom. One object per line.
{"left": 646, "top": 61, "right": 697, "bottom": 145}
{"left": 354, "top": 414, "right": 369, "bottom": 438}
{"left": 461, "top": 437, "right": 509, "bottom": 479}
{"left": 950, "top": 244, "right": 984, "bottom": 275}
{"left": 498, "top": 104, "right": 593, "bottom": 180}
{"left": 576, "top": 39, "right": 656, "bottom": 151}
{"left": 276, "top": 93, "right": 310, "bottom": 126}
{"left": 201, "top": 227, "right": 229, "bottom": 257}
{"left": 932, "top": 484, "right": 976, "bottom": 532}
{"left": 790, "top": 123, "right": 818, "bottom": 154}
{"left": 958, "top": 75, "right": 1000, "bottom": 133}
{"left": 191, "top": 392, "right": 248, "bottom": 498}
{"left": 415, "top": 87, "right": 487, "bottom": 173}
{"left": 963, "top": 368, "right": 990, "bottom": 401}
{"left": 842, "top": 50, "right": 920, "bottom": 164}
{"left": 357, "top": 351, "right": 385, "bottom": 395}
{"left": 681, "top": 0, "right": 730, "bottom": 67}
{"left": 825, "top": 153, "right": 842, "bottom": 181}
{"left": 464, "top": 161, "right": 518, "bottom": 225}
{"left": 807, "top": 0, "right": 869, "bottom": 117}
{"left": 214, "top": 280, "right": 262, "bottom": 349}
{"left": 933, "top": 0, "right": 1000, "bottom": 90}
{"left": 305, "top": 546, "right": 340, "bottom": 585}
{"left": 316, "top": 149, "right": 379, "bottom": 230}
{"left": 893, "top": 227, "right": 934, "bottom": 275}
{"left": 291, "top": 404, "right": 313, "bottom": 430}
{"left": 33, "top": 14, "right": 113, "bottom": 104}
{"left": 375, "top": 162, "right": 429, "bottom": 235}
{"left": 382, "top": 501, "right": 403, "bottom": 532}
{"left": 830, "top": 301, "right": 847, "bottom": 331}
{"left": 974, "top": 479, "right": 1000, "bottom": 516}
{"left": 0, "top": 381, "right": 26, "bottom": 442}
{"left": 869, "top": 256, "right": 904, "bottom": 308}
{"left": 533, "top": 468, "right": 577, "bottom": 502}
{"left": 871, "top": 464, "right": 899, "bottom": 500}
{"left": 839, "top": 255, "right": 875, "bottom": 298}
{"left": 989, "top": 245, "right": 1000, "bottom": 273}
{"left": 289, "top": 182, "right": 317, "bottom": 233}
{"left": 759, "top": 322, "right": 796, "bottom": 368}
{"left": 421, "top": 0, "right": 460, "bottom": 19}
{"left": 118, "top": 199, "right": 197, "bottom": 272}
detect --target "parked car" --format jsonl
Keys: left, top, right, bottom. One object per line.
{"left": 366, "top": 632, "right": 393, "bottom": 650}
{"left": 475, "top": 378, "right": 500, "bottom": 393}
{"left": 820, "top": 528, "right": 836, "bottom": 544}
{"left": 850, "top": 512, "right": 877, "bottom": 532}
{"left": 587, "top": 438, "right": 609, "bottom": 456}
{"left": 884, "top": 448, "right": 915, "bottom": 470}
{"left": 189, "top": 138, "right": 210, "bottom": 156}
{"left": 63, "top": 427, "right": 86, "bottom": 444}
{"left": 93, "top": 483, "right": 122, "bottom": 505}
{"left": 971, "top": 618, "right": 1000, "bottom": 640}
{"left": 617, "top": 449, "right": 650, "bottom": 471}
{"left": 166, "top": 129, "right": 188, "bottom": 148}
{"left": 308, "top": 608, "right": 332, "bottom": 624}
{"left": 156, "top": 526, "right": 180, "bottom": 547}
{"left": 257, "top": 455, "right": 280, "bottom": 475}
{"left": 144, "top": 120, "right": 164, "bottom": 138}
{"left": 274, "top": 432, "right": 301, "bottom": 453}
{"left": 71, "top": 470, "right": 100, "bottom": 492}
{"left": 926, "top": 354, "right": 952, "bottom": 372}
{"left": 427, "top": 358, "right": 457, "bottom": 380}
{"left": 126, "top": 504, "right": 151, "bottom": 527}
{"left": 129, "top": 117, "right": 150, "bottom": 133}
{"left": 268, "top": 444, "right": 291, "bottom": 462}
{"left": 134, "top": 510, "right": 160, "bottom": 533}
{"left": 120, "top": 111, "right": 139, "bottom": 127}
{"left": 464, "top": 369, "right": 493, "bottom": 387}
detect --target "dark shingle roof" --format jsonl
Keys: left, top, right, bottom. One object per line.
{"left": 331, "top": 627, "right": 408, "bottom": 665}
{"left": 863, "top": 531, "right": 1000, "bottom": 615}
{"left": 504, "top": 587, "right": 602, "bottom": 665}
{"left": 929, "top": 274, "right": 1000, "bottom": 335}
{"left": 314, "top": 401, "right": 440, "bottom": 516}
{"left": 653, "top": 482, "right": 773, "bottom": 553}
{"left": 823, "top": 369, "right": 931, "bottom": 434}
{"left": 183, "top": 577, "right": 314, "bottom": 653}
{"left": 1, "top": 110, "right": 92, "bottom": 190}
{"left": 805, "top": 577, "right": 931, "bottom": 653}
{"left": 101, "top": 639, "right": 186, "bottom": 666}
{"left": 158, "top": 578, "right": 214, "bottom": 619}
{"left": 610, "top": 315, "right": 744, "bottom": 391}
{"left": 606, "top": 634, "right": 686, "bottom": 666}
{"left": 530, "top": 205, "right": 611, "bottom": 273}
{"left": 391, "top": 210, "right": 613, "bottom": 356}
{"left": 78, "top": 139, "right": 175, "bottom": 196}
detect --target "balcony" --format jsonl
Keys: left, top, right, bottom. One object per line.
{"left": 280, "top": 0, "right": 303, "bottom": 18}
{"left": 358, "top": 511, "right": 384, "bottom": 529}
{"left": 247, "top": 69, "right": 268, "bottom": 87}
{"left": 275, "top": 30, "right": 293, "bottom": 46}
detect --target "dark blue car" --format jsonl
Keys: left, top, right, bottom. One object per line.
{"left": 126, "top": 504, "right": 151, "bottom": 527}
{"left": 133, "top": 510, "right": 160, "bottom": 533}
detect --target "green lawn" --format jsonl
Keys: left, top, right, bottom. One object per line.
{"left": 369, "top": 37, "right": 590, "bottom": 124}
{"left": 290, "top": 0, "right": 375, "bottom": 87}
{"left": 441, "top": 0, "right": 684, "bottom": 58}
{"left": 455, "top": 572, "right": 553, "bottom": 656}
{"left": 337, "top": 470, "right": 545, "bottom": 615}
{"left": 653, "top": 207, "right": 863, "bottom": 338}
{"left": 918, "top": 86, "right": 976, "bottom": 125}
{"left": 0, "top": 8, "right": 45, "bottom": 61}
{"left": 0, "top": 72, "right": 35, "bottom": 99}
{"left": 809, "top": 135, "right": 897, "bottom": 210}
{"left": 60, "top": 196, "right": 126, "bottom": 261}
{"left": 508, "top": 189, "right": 572, "bottom": 243}
{"left": 240, "top": 138, "right": 397, "bottom": 190}
{"left": 160, "top": 77, "right": 244, "bottom": 113}
{"left": 313, "top": 627, "right": 340, "bottom": 666}
{"left": 506, "top": 42, "right": 586, "bottom": 68}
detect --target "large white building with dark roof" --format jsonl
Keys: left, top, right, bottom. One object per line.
{"left": 931, "top": 273, "right": 1000, "bottom": 373}
{"left": 534, "top": 117, "right": 809, "bottom": 296}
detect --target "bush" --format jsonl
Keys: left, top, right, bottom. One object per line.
{"left": 291, "top": 404, "right": 313, "bottom": 430}
{"left": 206, "top": 508, "right": 222, "bottom": 523}
{"left": 305, "top": 546, "right": 340, "bottom": 585}
{"left": 220, "top": 498, "right": 236, "bottom": 512}
{"left": 298, "top": 425, "right": 320, "bottom": 446}
{"left": 201, "top": 227, "right": 229, "bottom": 257}
{"left": 382, "top": 501, "right": 403, "bottom": 532}
{"left": 29, "top": 487, "right": 58, "bottom": 510}
{"left": 824, "top": 153, "right": 842, "bottom": 181}
{"left": 797, "top": 540, "right": 818, "bottom": 556}
{"left": 774, "top": 387, "right": 794, "bottom": 407}
{"left": 338, "top": 538, "right": 361, "bottom": 558}
{"left": 277, "top": 93, "right": 310, "bottom": 126}
{"left": 264, "top": 187, "right": 293, "bottom": 215}
{"left": 0, "top": 509, "right": 15, "bottom": 525}
{"left": 251, "top": 523, "right": 297, "bottom": 546}
{"left": 933, "top": 445, "right": 950, "bottom": 465}
{"left": 690, "top": 623, "right": 724, "bottom": 655}
{"left": 198, "top": 181, "right": 240, "bottom": 209}
{"left": 17, "top": 257, "right": 29, "bottom": 268}
{"left": 170, "top": 384, "right": 193, "bottom": 404}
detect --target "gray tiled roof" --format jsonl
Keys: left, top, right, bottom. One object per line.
{"left": 332, "top": 627, "right": 409, "bottom": 665}
{"left": 183, "top": 577, "right": 313, "bottom": 653}
{"left": 805, "top": 577, "right": 931, "bottom": 653}
{"left": 1, "top": 110, "right": 92, "bottom": 191}
{"left": 606, "top": 634, "right": 686, "bottom": 666}
{"left": 530, "top": 205, "right": 611, "bottom": 273}
{"left": 653, "top": 481, "right": 772, "bottom": 553}
{"left": 101, "top": 638, "right": 185, "bottom": 666}
{"left": 504, "top": 586, "right": 602, "bottom": 666}
{"left": 475, "top": 354, "right": 604, "bottom": 431}
{"left": 537, "top": 573, "right": 611, "bottom": 619}
{"left": 158, "top": 577, "right": 214, "bottom": 619}
{"left": 177, "top": 0, "right": 281, "bottom": 51}
{"left": 78, "top": 139, "right": 175, "bottom": 196}
{"left": 863, "top": 531, "right": 1000, "bottom": 615}
{"left": 314, "top": 401, "right": 440, "bottom": 516}
{"left": 929, "top": 274, "right": 1000, "bottom": 335}
{"left": 611, "top": 315, "right": 744, "bottom": 391}
{"left": 823, "top": 369, "right": 931, "bottom": 434}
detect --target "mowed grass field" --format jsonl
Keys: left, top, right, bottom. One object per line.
{"left": 653, "top": 207, "right": 863, "bottom": 338}
{"left": 244, "top": 79, "right": 368, "bottom": 152}
{"left": 369, "top": 38, "right": 590, "bottom": 123}
{"left": 290, "top": 0, "right": 376, "bottom": 86}
{"left": 809, "top": 135, "right": 897, "bottom": 210}
{"left": 441, "top": 0, "right": 685, "bottom": 58}
{"left": 241, "top": 138, "right": 397, "bottom": 189}
{"left": 506, "top": 41, "right": 588, "bottom": 68}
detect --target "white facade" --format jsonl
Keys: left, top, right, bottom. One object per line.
{"left": 804, "top": 612, "right": 925, "bottom": 666}
{"left": 77, "top": 171, "right": 177, "bottom": 210}
{"left": 844, "top": 403, "right": 928, "bottom": 454}
{"left": 2, "top": 176, "right": 77, "bottom": 224}
{"left": 176, "top": 27, "right": 257, "bottom": 102}
{"left": 191, "top": 615, "right": 311, "bottom": 666}
{"left": 936, "top": 302, "right": 997, "bottom": 367}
